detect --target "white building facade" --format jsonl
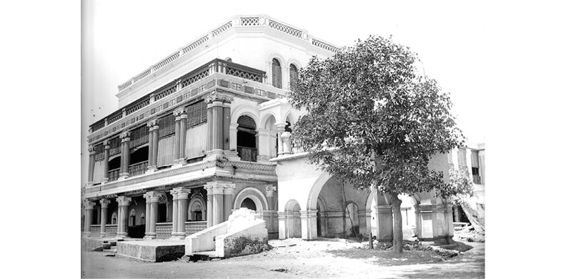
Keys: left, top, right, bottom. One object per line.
{"left": 83, "top": 15, "right": 458, "bottom": 244}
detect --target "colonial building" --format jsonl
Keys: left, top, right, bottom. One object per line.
{"left": 83, "top": 15, "right": 458, "bottom": 244}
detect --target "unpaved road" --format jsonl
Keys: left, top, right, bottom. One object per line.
{"left": 82, "top": 239, "right": 484, "bottom": 278}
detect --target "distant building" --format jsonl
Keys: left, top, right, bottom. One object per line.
{"left": 83, "top": 15, "right": 460, "bottom": 243}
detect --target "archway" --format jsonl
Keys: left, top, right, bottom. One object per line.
{"left": 233, "top": 187, "right": 268, "bottom": 212}
{"left": 237, "top": 115, "right": 257, "bottom": 162}
{"left": 284, "top": 200, "right": 302, "bottom": 238}
{"left": 188, "top": 193, "right": 206, "bottom": 221}
{"left": 241, "top": 198, "right": 257, "bottom": 211}
{"left": 400, "top": 194, "right": 418, "bottom": 238}
{"left": 316, "top": 197, "right": 328, "bottom": 237}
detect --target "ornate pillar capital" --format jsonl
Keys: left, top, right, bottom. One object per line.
{"left": 173, "top": 106, "right": 187, "bottom": 118}
{"left": 84, "top": 200, "right": 96, "bottom": 209}
{"left": 205, "top": 91, "right": 233, "bottom": 105}
{"left": 143, "top": 191, "right": 165, "bottom": 203}
{"left": 274, "top": 122, "right": 287, "bottom": 132}
{"left": 100, "top": 198, "right": 111, "bottom": 208}
{"left": 116, "top": 196, "right": 132, "bottom": 206}
{"left": 147, "top": 119, "right": 159, "bottom": 129}
{"left": 120, "top": 131, "right": 130, "bottom": 141}
{"left": 88, "top": 145, "right": 95, "bottom": 154}
{"left": 170, "top": 187, "right": 191, "bottom": 200}
{"left": 205, "top": 181, "right": 229, "bottom": 195}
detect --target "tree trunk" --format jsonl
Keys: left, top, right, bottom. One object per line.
{"left": 389, "top": 193, "right": 403, "bottom": 253}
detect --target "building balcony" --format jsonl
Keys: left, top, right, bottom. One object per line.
{"left": 237, "top": 146, "right": 258, "bottom": 162}
{"left": 128, "top": 161, "right": 148, "bottom": 177}
{"left": 88, "top": 58, "right": 288, "bottom": 145}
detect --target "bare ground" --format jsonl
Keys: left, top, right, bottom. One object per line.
{"left": 81, "top": 238, "right": 484, "bottom": 278}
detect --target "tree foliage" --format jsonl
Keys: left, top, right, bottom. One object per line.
{"left": 289, "top": 35, "right": 465, "bottom": 198}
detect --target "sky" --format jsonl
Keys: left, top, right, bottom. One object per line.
{"left": 82, "top": 0, "right": 493, "bottom": 185}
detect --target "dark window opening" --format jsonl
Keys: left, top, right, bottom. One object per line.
{"left": 158, "top": 203, "right": 167, "bottom": 223}
{"left": 241, "top": 198, "right": 257, "bottom": 211}
{"left": 193, "top": 211, "right": 202, "bottom": 221}
{"left": 237, "top": 115, "right": 257, "bottom": 162}
{"left": 289, "top": 64, "right": 298, "bottom": 91}
{"left": 272, "top": 58, "right": 282, "bottom": 89}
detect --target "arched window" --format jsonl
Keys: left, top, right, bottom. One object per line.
{"left": 289, "top": 64, "right": 298, "bottom": 91}
{"left": 237, "top": 116, "right": 257, "bottom": 162}
{"left": 272, "top": 58, "right": 282, "bottom": 89}
{"left": 111, "top": 212, "right": 117, "bottom": 224}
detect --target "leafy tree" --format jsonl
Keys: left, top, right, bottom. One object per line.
{"left": 289, "top": 36, "right": 468, "bottom": 253}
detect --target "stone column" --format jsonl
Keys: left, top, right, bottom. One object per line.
{"left": 204, "top": 184, "right": 214, "bottom": 227}
{"left": 257, "top": 128, "right": 271, "bottom": 162}
{"left": 143, "top": 191, "right": 163, "bottom": 239}
{"left": 119, "top": 131, "right": 131, "bottom": 178}
{"left": 300, "top": 210, "right": 318, "bottom": 240}
{"left": 377, "top": 205, "right": 394, "bottom": 241}
{"left": 275, "top": 123, "right": 286, "bottom": 156}
{"left": 116, "top": 196, "right": 131, "bottom": 238}
{"left": 145, "top": 194, "right": 151, "bottom": 236}
{"left": 99, "top": 199, "right": 110, "bottom": 237}
{"left": 170, "top": 189, "right": 179, "bottom": 237}
{"left": 146, "top": 119, "right": 159, "bottom": 172}
{"left": 173, "top": 107, "right": 187, "bottom": 165}
{"left": 223, "top": 183, "right": 236, "bottom": 220}
{"left": 176, "top": 188, "right": 191, "bottom": 238}
{"left": 83, "top": 200, "right": 95, "bottom": 236}
{"left": 102, "top": 140, "right": 110, "bottom": 183}
{"left": 212, "top": 183, "right": 224, "bottom": 225}
{"left": 205, "top": 92, "right": 234, "bottom": 157}
{"left": 222, "top": 99, "right": 231, "bottom": 150}
{"left": 278, "top": 212, "right": 287, "bottom": 239}
{"left": 88, "top": 145, "right": 95, "bottom": 184}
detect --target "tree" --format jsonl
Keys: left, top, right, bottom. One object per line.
{"left": 289, "top": 36, "right": 467, "bottom": 253}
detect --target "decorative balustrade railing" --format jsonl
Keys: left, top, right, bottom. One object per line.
{"left": 472, "top": 175, "right": 482, "bottom": 184}
{"left": 125, "top": 95, "right": 150, "bottom": 115}
{"left": 156, "top": 222, "right": 173, "bottom": 239}
{"left": 128, "top": 161, "right": 148, "bottom": 177}
{"left": 105, "top": 224, "right": 117, "bottom": 236}
{"left": 237, "top": 146, "right": 257, "bottom": 162}
{"left": 89, "top": 58, "right": 266, "bottom": 136}
{"left": 107, "top": 169, "right": 120, "bottom": 182}
{"left": 114, "top": 15, "right": 338, "bottom": 93}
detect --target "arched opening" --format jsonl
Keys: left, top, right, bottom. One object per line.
{"left": 316, "top": 197, "right": 328, "bottom": 237}
{"left": 400, "top": 194, "right": 418, "bottom": 238}
{"left": 188, "top": 194, "right": 206, "bottom": 221}
{"left": 285, "top": 200, "right": 302, "bottom": 238}
{"left": 129, "top": 145, "right": 149, "bottom": 176}
{"left": 241, "top": 198, "right": 257, "bottom": 211}
{"left": 107, "top": 156, "right": 121, "bottom": 182}
{"left": 272, "top": 58, "right": 282, "bottom": 88}
{"left": 344, "top": 202, "right": 360, "bottom": 238}
{"left": 111, "top": 212, "right": 117, "bottom": 224}
{"left": 237, "top": 115, "right": 257, "bottom": 162}
{"left": 289, "top": 64, "right": 298, "bottom": 91}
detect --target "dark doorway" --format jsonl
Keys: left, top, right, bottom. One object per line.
{"left": 237, "top": 116, "right": 257, "bottom": 162}
{"left": 241, "top": 198, "right": 257, "bottom": 211}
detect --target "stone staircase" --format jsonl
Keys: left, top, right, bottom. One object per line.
{"left": 101, "top": 239, "right": 122, "bottom": 256}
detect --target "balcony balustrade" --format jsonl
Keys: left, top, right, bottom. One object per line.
{"left": 107, "top": 169, "right": 120, "bottom": 182}
{"left": 237, "top": 146, "right": 257, "bottom": 162}
{"left": 128, "top": 161, "right": 148, "bottom": 177}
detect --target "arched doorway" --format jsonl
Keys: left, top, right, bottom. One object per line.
{"left": 285, "top": 200, "right": 302, "bottom": 238}
{"left": 241, "top": 198, "right": 257, "bottom": 211}
{"left": 188, "top": 194, "right": 206, "bottom": 221}
{"left": 237, "top": 115, "right": 257, "bottom": 162}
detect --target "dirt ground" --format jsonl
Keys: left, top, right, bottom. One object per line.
{"left": 81, "top": 238, "right": 484, "bottom": 278}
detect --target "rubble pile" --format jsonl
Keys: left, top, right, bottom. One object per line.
{"left": 454, "top": 225, "right": 485, "bottom": 243}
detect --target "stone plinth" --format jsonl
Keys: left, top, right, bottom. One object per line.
{"left": 117, "top": 240, "right": 185, "bottom": 262}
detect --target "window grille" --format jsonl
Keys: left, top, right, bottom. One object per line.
{"left": 272, "top": 58, "right": 282, "bottom": 89}
{"left": 159, "top": 114, "right": 175, "bottom": 138}
{"left": 129, "top": 125, "right": 149, "bottom": 149}
{"left": 186, "top": 101, "right": 207, "bottom": 128}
